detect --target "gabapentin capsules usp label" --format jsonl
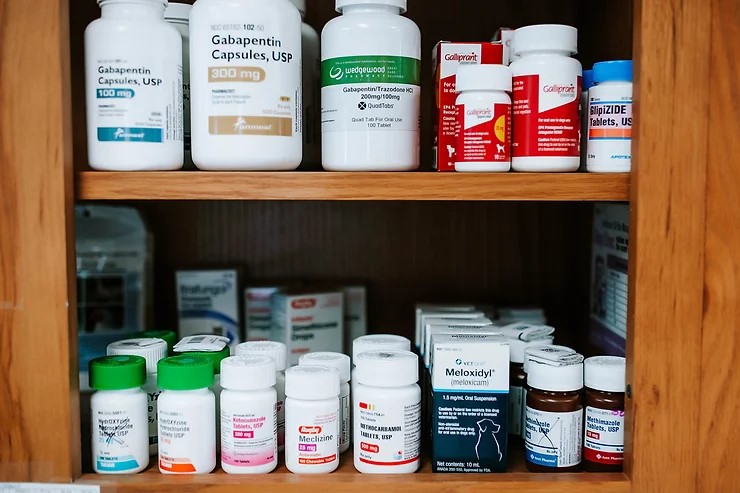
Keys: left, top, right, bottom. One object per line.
{"left": 525, "top": 407, "right": 583, "bottom": 468}
{"left": 584, "top": 406, "right": 624, "bottom": 465}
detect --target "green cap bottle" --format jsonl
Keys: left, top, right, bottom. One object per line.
{"left": 181, "top": 345, "right": 230, "bottom": 375}
{"left": 133, "top": 330, "right": 177, "bottom": 355}
{"left": 89, "top": 355, "right": 146, "bottom": 391}
{"left": 157, "top": 355, "right": 214, "bottom": 391}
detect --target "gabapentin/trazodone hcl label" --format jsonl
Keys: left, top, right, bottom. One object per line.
{"left": 356, "top": 398, "right": 421, "bottom": 467}
{"left": 93, "top": 408, "right": 147, "bottom": 472}
{"left": 221, "top": 401, "right": 278, "bottom": 468}
{"left": 321, "top": 56, "right": 421, "bottom": 132}
{"left": 584, "top": 406, "right": 624, "bottom": 465}
{"left": 524, "top": 407, "right": 582, "bottom": 468}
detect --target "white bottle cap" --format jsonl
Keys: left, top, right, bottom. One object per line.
{"left": 513, "top": 24, "right": 578, "bottom": 56}
{"left": 107, "top": 338, "right": 167, "bottom": 374}
{"left": 163, "top": 2, "right": 191, "bottom": 22}
{"left": 235, "top": 341, "right": 287, "bottom": 371}
{"left": 285, "top": 365, "right": 340, "bottom": 400}
{"left": 523, "top": 344, "right": 576, "bottom": 373}
{"left": 220, "top": 355, "right": 276, "bottom": 391}
{"left": 355, "top": 350, "right": 418, "bottom": 387}
{"left": 527, "top": 347, "right": 584, "bottom": 392}
{"left": 299, "top": 352, "right": 351, "bottom": 383}
{"left": 288, "top": 0, "right": 306, "bottom": 15}
{"left": 352, "top": 334, "right": 410, "bottom": 362}
{"left": 336, "top": 0, "right": 406, "bottom": 14}
{"left": 584, "top": 356, "right": 626, "bottom": 393}
{"left": 456, "top": 64, "right": 513, "bottom": 93}
{"left": 508, "top": 336, "right": 554, "bottom": 364}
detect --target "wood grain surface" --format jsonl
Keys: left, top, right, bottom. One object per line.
{"left": 0, "top": 0, "right": 79, "bottom": 482}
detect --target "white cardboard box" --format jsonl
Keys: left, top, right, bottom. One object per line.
{"left": 176, "top": 269, "right": 240, "bottom": 346}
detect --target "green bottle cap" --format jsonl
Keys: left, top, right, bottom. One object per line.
{"left": 134, "top": 330, "right": 177, "bottom": 354}
{"left": 89, "top": 355, "right": 146, "bottom": 391}
{"left": 157, "top": 355, "right": 214, "bottom": 390}
{"left": 181, "top": 345, "right": 230, "bottom": 375}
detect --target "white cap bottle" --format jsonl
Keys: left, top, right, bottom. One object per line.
{"left": 351, "top": 334, "right": 411, "bottom": 396}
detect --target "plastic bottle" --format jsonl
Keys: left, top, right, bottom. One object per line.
{"left": 189, "top": 0, "right": 302, "bottom": 170}
{"left": 583, "top": 356, "right": 626, "bottom": 472}
{"left": 321, "top": 0, "right": 421, "bottom": 171}
{"left": 454, "top": 64, "right": 513, "bottom": 172}
{"left": 351, "top": 334, "right": 411, "bottom": 396}
{"left": 84, "top": 0, "right": 183, "bottom": 170}
{"left": 107, "top": 337, "right": 168, "bottom": 455}
{"left": 511, "top": 24, "right": 582, "bottom": 172}
{"left": 220, "top": 355, "right": 278, "bottom": 474}
{"left": 285, "top": 365, "right": 341, "bottom": 474}
{"left": 90, "top": 355, "right": 149, "bottom": 474}
{"left": 299, "top": 352, "right": 351, "bottom": 454}
{"left": 586, "top": 60, "right": 633, "bottom": 173}
{"left": 353, "top": 350, "right": 420, "bottom": 474}
{"left": 164, "top": 3, "right": 193, "bottom": 167}
{"left": 157, "top": 355, "right": 216, "bottom": 474}
{"left": 579, "top": 69, "right": 594, "bottom": 170}
{"left": 136, "top": 330, "right": 177, "bottom": 355}
{"left": 507, "top": 337, "right": 554, "bottom": 441}
{"left": 235, "top": 341, "right": 288, "bottom": 451}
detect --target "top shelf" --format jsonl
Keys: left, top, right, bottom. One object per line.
{"left": 76, "top": 171, "right": 630, "bottom": 201}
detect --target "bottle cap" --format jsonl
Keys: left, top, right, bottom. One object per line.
{"left": 288, "top": 0, "right": 306, "bottom": 15}
{"left": 235, "top": 341, "right": 288, "bottom": 371}
{"left": 498, "top": 322, "right": 555, "bottom": 342}
{"left": 136, "top": 330, "right": 177, "bottom": 354}
{"left": 89, "top": 355, "right": 146, "bottom": 391}
{"left": 508, "top": 337, "right": 554, "bottom": 364}
{"left": 285, "top": 365, "right": 340, "bottom": 400}
{"left": 220, "top": 355, "right": 276, "bottom": 391}
{"left": 352, "top": 334, "right": 410, "bottom": 362}
{"left": 526, "top": 347, "right": 584, "bottom": 392}
{"left": 584, "top": 356, "right": 626, "bottom": 392}
{"left": 98, "top": 0, "right": 167, "bottom": 6}
{"left": 593, "top": 60, "right": 633, "bottom": 83}
{"left": 174, "top": 335, "right": 230, "bottom": 374}
{"left": 513, "top": 24, "right": 578, "bottom": 56}
{"left": 299, "top": 352, "right": 351, "bottom": 382}
{"left": 107, "top": 338, "right": 168, "bottom": 374}
{"left": 336, "top": 0, "right": 406, "bottom": 14}
{"left": 157, "top": 355, "right": 214, "bottom": 391}
{"left": 523, "top": 344, "right": 576, "bottom": 373}
{"left": 583, "top": 69, "right": 594, "bottom": 90}
{"left": 355, "top": 350, "right": 418, "bottom": 387}
{"left": 164, "top": 2, "right": 191, "bottom": 22}
{"left": 456, "top": 64, "right": 512, "bottom": 93}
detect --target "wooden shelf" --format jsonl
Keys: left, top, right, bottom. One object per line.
{"left": 75, "top": 452, "right": 629, "bottom": 493}
{"left": 76, "top": 171, "right": 630, "bottom": 201}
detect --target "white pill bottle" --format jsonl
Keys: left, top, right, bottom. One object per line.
{"left": 586, "top": 60, "right": 633, "bottom": 173}
{"left": 189, "top": 0, "right": 302, "bottom": 170}
{"left": 285, "top": 365, "right": 341, "bottom": 474}
{"left": 164, "top": 3, "right": 193, "bottom": 167}
{"left": 351, "top": 334, "right": 411, "bottom": 396}
{"left": 321, "top": 0, "right": 421, "bottom": 171}
{"left": 353, "top": 350, "right": 421, "bottom": 474}
{"left": 84, "top": 0, "right": 183, "bottom": 170}
{"left": 454, "top": 64, "right": 513, "bottom": 172}
{"left": 220, "top": 355, "right": 278, "bottom": 474}
{"left": 510, "top": 24, "right": 582, "bottom": 172}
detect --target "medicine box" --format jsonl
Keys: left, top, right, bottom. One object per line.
{"left": 176, "top": 269, "right": 240, "bottom": 346}
{"left": 272, "top": 289, "right": 344, "bottom": 365}
{"left": 431, "top": 333, "right": 510, "bottom": 473}
{"left": 414, "top": 303, "right": 477, "bottom": 350}
{"left": 244, "top": 286, "right": 283, "bottom": 341}
{"left": 419, "top": 310, "right": 485, "bottom": 362}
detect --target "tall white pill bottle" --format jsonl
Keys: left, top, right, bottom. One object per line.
{"left": 510, "top": 24, "right": 582, "bottom": 172}
{"left": 351, "top": 334, "right": 411, "bottom": 396}
{"left": 189, "top": 0, "right": 302, "bottom": 170}
{"left": 85, "top": 0, "right": 183, "bottom": 170}
{"left": 321, "top": 0, "right": 421, "bottom": 171}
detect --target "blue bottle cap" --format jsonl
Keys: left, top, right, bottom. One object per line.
{"left": 582, "top": 69, "right": 594, "bottom": 90}
{"left": 593, "top": 60, "right": 632, "bottom": 84}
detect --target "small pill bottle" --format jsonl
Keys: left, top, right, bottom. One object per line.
{"left": 90, "top": 355, "right": 149, "bottom": 474}
{"left": 351, "top": 334, "right": 411, "bottom": 396}
{"left": 583, "top": 356, "right": 626, "bottom": 472}
{"left": 220, "top": 355, "right": 278, "bottom": 474}
{"left": 353, "top": 350, "right": 421, "bottom": 474}
{"left": 164, "top": 3, "right": 193, "bottom": 168}
{"left": 507, "top": 337, "right": 554, "bottom": 441}
{"left": 524, "top": 348, "right": 584, "bottom": 472}
{"left": 299, "top": 352, "right": 352, "bottom": 454}
{"left": 136, "top": 330, "right": 177, "bottom": 355}
{"left": 454, "top": 64, "right": 513, "bottom": 172}
{"left": 157, "top": 355, "right": 216, "bottom": 474}
{"left": 107, "top": 337, "right": 168, "bottom": 455}
{"left": 236, "top": 341, "right": 288, "bottom": 452}
{"left": 285, "top": 365, "right": 341, "bottom": 474}
{"left": 586, "top": 60, "right": 633, "bottom": 173}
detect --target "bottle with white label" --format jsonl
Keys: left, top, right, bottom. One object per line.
{"left": 84, "top": 0, "right": 183, "bottom": 170}
{"left": 321, "top": 0, "right": 421, "bottom": 171}
{"left": 164, "top": 2, "right": 193, "bottom": 168}
{"left": 189, "top": 0, "right": 302, "bottom": 170}
{"left": 454, "top": 64, "right": 512, "bottom": 172}
{"left": 510, "top": 24, "right": 582, "bottom": 172}
{"left": 586, "top": 60, "right": 633, "bottom": 173}
{"left": 235, "top": 341, "right": 288, "bottom": 452}
{"left": 583, "top": 356, "right": 626, "bottom": 472}
{"left": 353, "top": 350, "right": 420, "bottom": 474}
{"left": 90, "top": 355, "right": 149, "bottom": 474}
{"left": 299, "top": 352, "right": 351, "bottom": 454}
{"left": 285, "top": 365, "right": 341, "bottom": 474}
{"left": 524, "top": 347, "right": 584, "bottom": 472}
{"left": 220, "top": 355, "right": 278, "bottom": 474}
{"left": 107, "top": 337, "right": 168, "bottom": 455}
{"left": 157, "top": 355, "right": 216, "bottom": 474}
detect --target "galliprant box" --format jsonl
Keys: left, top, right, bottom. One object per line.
{"left": 433, "top": 42, "right": 504, "bottom": 171}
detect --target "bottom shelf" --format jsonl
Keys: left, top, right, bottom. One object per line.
{"left": 75, "top": 447, "right": 629, "bottom": 492}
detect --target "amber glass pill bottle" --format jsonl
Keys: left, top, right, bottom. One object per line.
{"left": 583, "top": 356, "right": 626, "bottom": 472}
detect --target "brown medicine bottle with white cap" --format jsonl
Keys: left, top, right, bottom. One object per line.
{"left": 583, "top": 356, "right": 626, "bottom": 472}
